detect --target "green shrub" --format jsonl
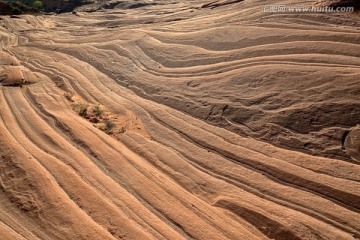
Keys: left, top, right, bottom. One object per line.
{"left": 78, "top": 104, "right": 88, "bottom": 117}
{"left": 72, "top": 103, "right": 89, "bottom": 117}
{"left": 33, "top": 0, "right": 42, "bottom": 11}
{"left": 100, "top": 118, "right": 115, "bottom": 134}
{"left": 92, "top": 104, "right": 104, "bottom": 116}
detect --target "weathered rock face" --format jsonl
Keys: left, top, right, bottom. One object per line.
{"left": 0, "top": 67, "right": 25, "bottom": 86}
{"left": 0, "top": 1, "right": 359, "bottom": 240}
{"left": 344, "top": 126, "right": 360, "bottom": 162}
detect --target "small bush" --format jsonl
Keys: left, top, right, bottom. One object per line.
{"left": 72, "top": 103, "right": 89, "bottom": 117}
{"left": 78, "top": 104, "right": 88, "bottom": 117}
{"left": 100, "top": 118, "right": 115, "bottom": 134}
{"left": 33, "top": 0, "right": 42, "bottom": 11}
{"left": 64, "top": 92, "right": 74, "bottom": 102}
{"left": 92, "top": 104, "right": 104, "bottom": 116}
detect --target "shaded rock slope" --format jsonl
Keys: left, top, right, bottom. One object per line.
{"left": 0, "top": 0, "right": 359, "bottom": 239}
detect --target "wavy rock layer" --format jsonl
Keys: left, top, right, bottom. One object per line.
{"left": 0, "top": 0, "right": 359, "bottom": 239}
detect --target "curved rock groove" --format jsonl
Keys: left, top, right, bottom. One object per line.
{"left": 0, "top": 0, "right": 360, "bottom": 239}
